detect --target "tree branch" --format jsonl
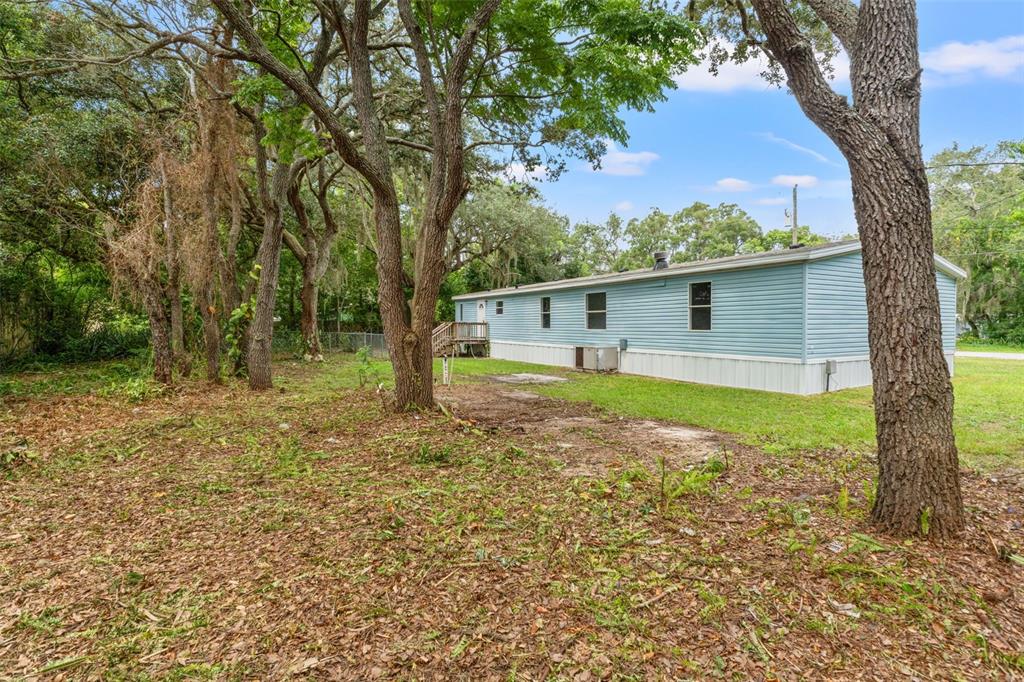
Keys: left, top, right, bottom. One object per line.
{"left": 749, "top": 0, "right": 853, "bottom": 143}
{"left": 210, "top": 0, "right": 386, "bottom": 194}
{"left": 804, "top": 0, "right": 859, "bottom": 55}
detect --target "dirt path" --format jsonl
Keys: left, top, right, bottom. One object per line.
{"left": 1, "top": 362, "right": 1022, "bottom": 680}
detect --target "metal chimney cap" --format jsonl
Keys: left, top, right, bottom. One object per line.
{"left": 652, "top": 251, "right": 669, "bottom": 270}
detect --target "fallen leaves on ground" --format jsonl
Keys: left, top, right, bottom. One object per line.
{"left": 0, "top": 357, "right": 1021, "bottom": 680}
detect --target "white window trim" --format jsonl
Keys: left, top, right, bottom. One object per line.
{"left": 586, "top": 292, "right": 607, "bottom": 330}
{"left": 689, "top": 281, "right": 712, "bottom": 332}
{"left": 540, "top": 296, "right": 551, "bottom": 329}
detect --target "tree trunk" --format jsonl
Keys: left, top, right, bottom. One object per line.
{"left": 375, "top": 192, "right": 433, "bottom": 410}
{"left": 247, "top": 228, "right": 284, "bottom": 390}
{"left": 159, "top": 154, "right": 189, "bottom": 378}
{"left": 247, "top": 163, "right": 291, "bottom": 391}
{"left": 853, "top": 168, "right": 964, "bottom": 538}
{"left": 199, "top": 286, "right": 221, "bottom": 382}
{"left": 167, "top": 281, "right": 190, "bottom": 376}
{"left": 749, "top": 0, "right": 963, "bottom": 538}
{"left": 142, "top": 281, "right": 173, "bottom": 385}
{"left": 300, "top": 269, "right": 322, "bottom": 361}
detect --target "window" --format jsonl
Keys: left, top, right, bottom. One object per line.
{"left": 689, "top": 282, "right": 711, "bottom": 331}
{"left": 541, "top": 297, "right": 551, "bottom": 328}
{"left": 586, "top": 292, "right": 606, "bottom": 330}
{"left": 496, "top": 301, "right": 504, "bottom": 315}
{"left": 459, "top": 303, "right": 464, "bottom": 321}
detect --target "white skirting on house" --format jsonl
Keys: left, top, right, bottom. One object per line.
{"left": 621, "top": 348, "right": 812, "bottom": 394}
{"left": 490, "top": 340, "right": 577, "bottom": 368}
{"left": 487, "top": 340, "right": 956, "bottom": 395}
{"left": 798, "top": 352, "right": 955, "bottom": 394}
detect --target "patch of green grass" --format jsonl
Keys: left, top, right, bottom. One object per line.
{"left": 441, "top": 357, "right": 1022, "bottom": 471}
{"left": 0, "top": 359, "right": 150, "bottom": 399}
{"left": 232, "top": 434, "right": 328, "bottom": 480}
{"left": 956, "top": 340, "right": 1024, "bottom": 354}
{"left": 16, "top": 606, "right": 63, "bottom": 633}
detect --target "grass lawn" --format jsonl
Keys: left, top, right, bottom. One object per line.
{"left": 956, "top": 340, "right": 1024, "bottom": 354}
{"left": 5, "top": 354, "right": 1020, "bottom": 470}
{"left": 433, "top": 356, "right": 1024, "bottom": 471}
{"left": 2, "top": 356, "right": 1022, "bottom": 679}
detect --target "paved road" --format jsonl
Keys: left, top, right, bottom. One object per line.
{"left": 956, "top": 351, "right": 1024, "bottom": 361}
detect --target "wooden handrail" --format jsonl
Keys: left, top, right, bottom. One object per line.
{"left": 431, "top": 321, "right": 487, "bottom": 356}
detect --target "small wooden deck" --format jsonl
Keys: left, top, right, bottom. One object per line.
{"left": 432, "top": 321, "right": 488, "bottom": 356}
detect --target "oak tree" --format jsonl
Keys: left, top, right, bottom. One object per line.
{"left": 211, "top": 0, "right": 698, "bottom": 408}
{"left": 691, "top": 0, "right": 964, "bottom": 536}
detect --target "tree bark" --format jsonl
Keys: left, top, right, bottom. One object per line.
{"left": 159, "top": 155, "right": 190, "bottom": 377}
{"left": 167, "top": 280, "right": 190, "bottom": 376}
{"left": 299, "top": 270, "right": 321, "bottom": 360}
{"left": 750, "top": 0, "right": 963, "bottom": 538}
{"left": 285, "top": 161, "right": 341, "bottom": 363}
{"left": 198, "top": 288, "right": 221, "bottom": 382}
{"left": 246, "top": 159, "right": 291, "bottom": 390}
{"left": 853, "top": 165, "right": 963, "bottom": 538}
{"left": 142, "top": 280, "right": 173, "bottom": 385}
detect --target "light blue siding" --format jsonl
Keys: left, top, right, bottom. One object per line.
{"left": 806, "top": 252, "right": 957, "bottom": 358}
{"left": 456, "top": 300, "right": 481, "bottom": 323}
{"left": 462, "top": 262, "right": 807, "bottom": 358}
{"left": 937, "top": 272, "right": 957, "bottom": 352}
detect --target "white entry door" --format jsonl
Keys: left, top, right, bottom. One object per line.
{"left": 477, "top": 300, "right": 486, "bottom": 323}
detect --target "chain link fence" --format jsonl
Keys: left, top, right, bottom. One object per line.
{"left": 272, "top": 331, "right": 389, "bottom": 357}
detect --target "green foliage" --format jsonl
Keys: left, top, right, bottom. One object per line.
{"left": 445, "top": 182, "right": 572, "bottom": 296}
{"left": 0, "top": 2, "right": 166, "bottom": 366}
{"left": 414, "top": 443, "right": 454, "bottom": 466}
{"left": 929, "top": 141, "right": 1024, "bottom": 344}
{"left": 919, "top": 507, "right": 931, "bottom": 537}
{"left": 97, "top": 375, "right": 162, "bottom": 404}
{"left": 835, "top": 485, "right": 850, "bottom": 515}
{"left": 661, "top": 458, "right": 725, "bottom": 503}
{"left": 355, "top": 345, "right": 384, "bottom": 390}
{"left": 567, "top": 204, "right": 832, "bottom": 275}
{"left": 224, "top": 266, "right": 261, "bottom": 373}
{"left": 449, "top": 0, "right": 700, "bottom": 173}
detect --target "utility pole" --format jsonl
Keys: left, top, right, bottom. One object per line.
{"left": 791, "top": 184, "right": 799, "bottom": 247}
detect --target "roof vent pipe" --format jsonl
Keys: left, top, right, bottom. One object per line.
{"left": 653, "top": 251, "right": 669, "bottom": 270}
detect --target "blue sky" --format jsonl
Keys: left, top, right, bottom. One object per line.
{"left": 518, "top": 1, "right": 1024, "bottom": 239}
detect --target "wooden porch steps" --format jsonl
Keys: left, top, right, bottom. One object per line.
{"left": 432, "top": 321, "right": 488, "bottom": 357}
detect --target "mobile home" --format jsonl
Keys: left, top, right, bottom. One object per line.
{"left": 451, "top": 241, "right": 964, "bottom": 395}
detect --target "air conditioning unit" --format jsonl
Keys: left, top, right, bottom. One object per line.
{"left": 575, "top": 346, "right": 619, "bottom": 372}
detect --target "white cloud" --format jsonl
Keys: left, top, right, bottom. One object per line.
{"left": 755, "top": 197, "right": 788, "bottom": 206}
{"left": 675, "top": 52, "right": 773, "bottom": 93}
{"left": 756, "top": 132, "right": 842, "bottom": 167}
{"left": 594, "top": 141, "right": 659, "bottom": 176}
{"left": 504, "top": 162, "right": 547, "bottom": 183}
{"left": 614, "top": 200, "right": 635, "bottom": 212}
{"left": 922, "top": 35, "right": 1024, "bottom": 86}
{"left": 713, "top": 177, "right": 754, "bottom": 192}
{"left": 674, "top": 41, "right": 849, "bottom": 93}
{"left": 772, "top": 174, "right": 818, "bottom": 188}
{"left": 675, "top": 35, "right": 1024, "bottom": 92}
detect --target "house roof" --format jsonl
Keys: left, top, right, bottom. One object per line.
{"left": 452, "top": 240, "right": 966, "bottom": 301}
